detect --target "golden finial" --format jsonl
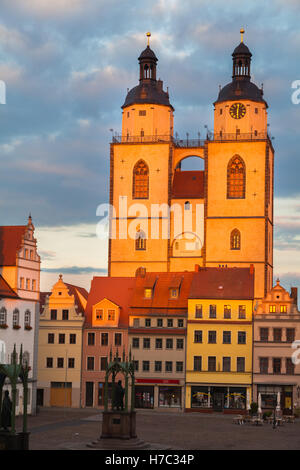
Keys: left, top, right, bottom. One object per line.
{"left": 240, "top": 28, "right": 245, "bottom": 43}
{"left": 146, "top": 32, "right": 151, "bottom": 47}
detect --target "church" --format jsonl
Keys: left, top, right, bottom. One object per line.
{"left": 108, "top": 30, "right": 274, "bottom": 301}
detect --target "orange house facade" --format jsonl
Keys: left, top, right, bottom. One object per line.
{"left": 81, "top": 277, "right": 135, "bottom": 408}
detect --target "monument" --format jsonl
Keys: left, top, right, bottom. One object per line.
{"left": 0, "top": 344, "right": 30, "bottom": 450}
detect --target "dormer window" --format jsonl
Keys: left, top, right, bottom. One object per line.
{"left": 108, "top": 309, "right": 115, "bottom": 321}
{"left": 96, "top": 309, "right": 103, "bottom": 320}
{"left": 144, "top": 288, "right": 152, "bottom": 299}
{"left": 170, "top": 288, "right": 178, "bottom": 299}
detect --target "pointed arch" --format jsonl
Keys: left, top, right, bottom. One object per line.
{"left": 227, "top": 155, "right": 246, "bottom": 199}
{"left": 230, "top": 229, "right": 241, "bottom": 250}
{"left": 133, "top": 160, "right": 149, "bottom": 199}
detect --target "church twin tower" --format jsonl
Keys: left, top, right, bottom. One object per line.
{"left": 108, "top": 31, "right": 274, "bottom": 300}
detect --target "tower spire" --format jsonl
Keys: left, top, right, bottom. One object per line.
{"left": 240, "top": 28, "right": 245, "bottom": 43}
{"left": 146, "top": 32, "right": 151, "bottom": 47}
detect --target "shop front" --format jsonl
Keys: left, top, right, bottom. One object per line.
{"left": 135, "top": 379, "right": 183, "bottom": 410}
{"left": 190, "top": 385, "right": 249, "bottom": 412}
{"left": 256, "top": 385, "right": 293, "bottom": 414}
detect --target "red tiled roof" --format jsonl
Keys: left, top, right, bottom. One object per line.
{"left": 85, "top": 277, "right": 136, "bottom": 328}
{"left": 0, "top": 275, "right": 18, "bottom": 299}
{"left": 65, "top": 283, "right": 89, "bottom": 315}
{"left": 172, "top": 171, "right": 205, "bottom": 199}
{"left": 189, "top": 267, "right": 254, "bottom": 300}
{"left": 0, "top": 226, "right": 27, "bottom": 266}
{"left": 130, "top": 272, "right": 195, "bottom": 313}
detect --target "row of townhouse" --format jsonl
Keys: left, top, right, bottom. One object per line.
{"left": 37, "top": 266, "right": 300, "bottom": 415}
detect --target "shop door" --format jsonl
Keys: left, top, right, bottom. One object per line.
{"left": 85, "top": 382, "right": 94, "bottom": 407}
{"left": 37, "top": 389, "right": 44, "bottom": 406}
{"left": 50, "top": 384, "right": 72, "bottom": 407}
{"left": 213, "top": 391, "right": 224, "bottom": 411}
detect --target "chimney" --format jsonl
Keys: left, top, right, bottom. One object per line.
{"left": 291, "top": 287, "right": 298, "bottom": 305}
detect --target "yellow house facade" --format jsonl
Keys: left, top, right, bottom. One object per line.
{"left": 185, "top": 267, "right": 254, "bottom": 412}
{"left": 37, "top": 275, "right": 88, "bottom": 408}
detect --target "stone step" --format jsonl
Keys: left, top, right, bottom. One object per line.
{"left": 87, "top": 437, "right": 152, "bottom": 450}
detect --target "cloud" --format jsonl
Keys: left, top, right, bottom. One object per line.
{"left": 42, "top": 266, "right": 107, "bottom": 274}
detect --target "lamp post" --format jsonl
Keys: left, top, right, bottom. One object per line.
{"left": 272, "top": 394, "right": 277, "bottom": 429}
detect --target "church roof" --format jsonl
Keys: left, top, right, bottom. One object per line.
{"left": 215, "top": 79, "right": 267, "bottom": 105}
{"left": 172, "top": 171, "right": 205, "bottom": 199}
{"left": 65, "top": 283, "right": 89, "bottom": 315}
{"left": 122, "top": 81, "right": 173, "bottom": 109}
{"left": 0, "top": 226, "right": 27, "bottom": 266}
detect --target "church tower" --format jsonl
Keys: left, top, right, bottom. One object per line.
{"left": 108, "top": 34, "right": 175, "bottom": 276}
{"left": 205, "top": 29, "right": 274, "bottom": 299}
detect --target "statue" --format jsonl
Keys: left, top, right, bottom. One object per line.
{"left": 113, "top": 380, "right": 125, "bottom": 411}
{"left": 1, "top": 390, "right": 12, "bottom": 431}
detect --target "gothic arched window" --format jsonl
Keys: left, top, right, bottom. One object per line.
{"left": 24, "top": 309, "right": 31, "bottom": 328}
{"left": 0, "top": 307, "right": 7, "bottom": 326}
{"left": 133, "top": 160, "right": 149, "bottom": 199}
{"left": 135, "top": 230, "right": 146, "bottom": 251}
{"left": 230, "top": 229, "right": 241, "bottom": 250}
{"left": 227, "top": 155, "right": 246, "bottom": 199}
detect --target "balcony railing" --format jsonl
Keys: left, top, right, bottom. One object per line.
{"left": 111, "top": 132, "right": 270, "bottom": 145}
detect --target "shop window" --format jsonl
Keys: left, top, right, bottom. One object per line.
{"left": 159, "top": 387, "right": 181, "bottom": 408}
{"left": 191, "top": 386, "right": 210, "bottom": 408}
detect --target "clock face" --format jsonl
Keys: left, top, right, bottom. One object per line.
{"left": 229, "top": 102, "right": 246, "bottom": 119}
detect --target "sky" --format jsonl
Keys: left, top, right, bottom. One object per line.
{"left": 0, "top": 0, "right": 300, "bottom": 294}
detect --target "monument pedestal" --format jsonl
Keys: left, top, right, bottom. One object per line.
{"left": 0, "top": 431, "right": 30, "bottom": 450}
{"left": 101, "top": 411, "right": 136, "bottom": 439}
